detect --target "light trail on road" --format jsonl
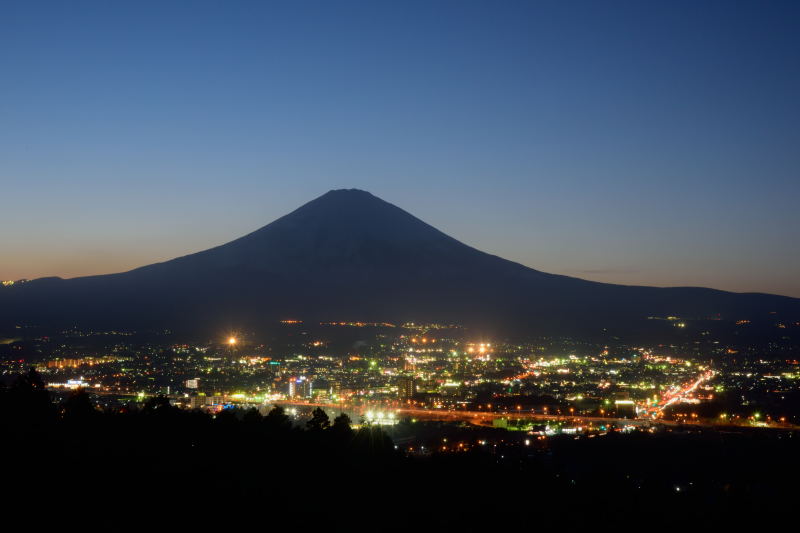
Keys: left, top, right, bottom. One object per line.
{"left": 275, "top": 389, "right": 799, "bottom": 430}
{"left": 642, "top": 370, "right": 715, "bottom": 419}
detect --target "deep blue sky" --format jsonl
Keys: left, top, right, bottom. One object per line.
{"left": 2, "top": 1, "right": 799, "bottom": 297}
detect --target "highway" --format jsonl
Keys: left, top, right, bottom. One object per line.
{"left": 276, "top": 381, "right": 800, "bottom": 431}
{"left": 275, "top": 400, "right": 732, "bottom": 429}
{"left": 640, "top": 369, "right": 716, "bottom": 419}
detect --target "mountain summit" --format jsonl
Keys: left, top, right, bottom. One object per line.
{"left": 139, "top": 188, "right": 484, "bottom": 276}
{"left": 2, "top": 189, "right": 798, "bottom": 339}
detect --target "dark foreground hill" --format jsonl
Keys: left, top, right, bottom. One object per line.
{"left": 1, "top": 189, "right": 798, "bottom": 340}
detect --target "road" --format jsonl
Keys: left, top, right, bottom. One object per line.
{"left": 275, "top": 400, "right": 727, "bottom": 429}
{"left": 276, "top": 384, "right": 800, "bottom": 431}
{"left": 640, "top": 369, "right": 715, "bottom": 419}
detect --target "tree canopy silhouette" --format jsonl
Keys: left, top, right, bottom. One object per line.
{"left": 306, "top": 407, "right": 330, "bottom": 431}
{"left": 61, "top": 388, "right": 97, "bottom": 422}
{"left": 331, "top": 412, "right": 353, "bottom": 438}
{"left": 263, "top": 405, "right": 292, "bottom": 432}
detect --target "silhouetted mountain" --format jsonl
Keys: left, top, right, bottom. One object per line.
{"left": 1, "top": 189, "right": 798, "bottom": 340}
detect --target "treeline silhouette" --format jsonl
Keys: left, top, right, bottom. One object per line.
{"left": 1, "top": 369, "right": 798, "bottom": 529}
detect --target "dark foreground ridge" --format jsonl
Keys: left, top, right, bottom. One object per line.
{"left": 2, "top": 369, "right": 797, "bottom": 529}
{"left": 1, "top": 189, "right": 798, "bottom": 340}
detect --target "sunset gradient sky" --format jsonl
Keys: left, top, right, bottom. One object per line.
{"left": 2, "top": 1, "right": 799, "bottom": 297}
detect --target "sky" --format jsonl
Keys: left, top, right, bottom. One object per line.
{"left": 1, "top": 0, "right": 799, "bottom": 297}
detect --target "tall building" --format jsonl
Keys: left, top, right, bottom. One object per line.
{"left": 329, "top": 379, "right": 341, "bottom": 398}
{"left": 288, "top": 376, "right": 312, "bottom": 398}
{"left": 397, "top": 375, "right": 416, "bottom": 401}
{"left": 188, "top": 395, "right": 206, "bottom": 409}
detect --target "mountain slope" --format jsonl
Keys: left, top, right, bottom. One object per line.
{"left": 1, "top": 189, "right": 798, "bottom": 339}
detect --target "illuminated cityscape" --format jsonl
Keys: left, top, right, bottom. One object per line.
{"left": 5, "top": 318, "right": 799, "bottom": 434}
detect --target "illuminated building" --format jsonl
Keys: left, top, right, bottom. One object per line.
{"left": 188, "top": 395, "right": 206, "bottom": 409}
{"left": 397, "top": 375, "right": 416, "bottom": 401}
{"left": 206, "top": 395, "right": 224, "bottom": 406}
{"left": 288, "top": 377, "right": 312, "bottom": 398}
{"left": 614, "top": 399, "right": 636, "bottom": 418}
{"left": 329, "top": 379, "right": 341, "bottom": 397}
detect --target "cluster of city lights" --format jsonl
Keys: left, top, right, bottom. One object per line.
{"left": 364, "top": 410, "right": 398, "bottom": 425}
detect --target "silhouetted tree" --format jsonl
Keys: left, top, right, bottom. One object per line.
{"left": 61, "top": 389, "right": 97, "bottom": 422}
{"left": 352, "top": 425, "right": 395, "bottom": 458}
{"left": 331, "top": 412, "right": 353, "bottom": 438}
{"left": 14, "top": 367, "right": 46, "bottom": 391}
{"left": 263, "top": 405, "right": 292, "bottom": 432}
{"left": 2, "top": 367, "right": 54, "bottom": 425}
{"left": 306, "top": 407, "right": 330, "bottom": 431}
{"left": 215, "top": 407, "right": 240, "bottom": 425}
{"left": 242, "top": 407, "right": 262, "bottom": 424}
{"left": 142, "top": 395, "right": 176, "bottom": 416}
